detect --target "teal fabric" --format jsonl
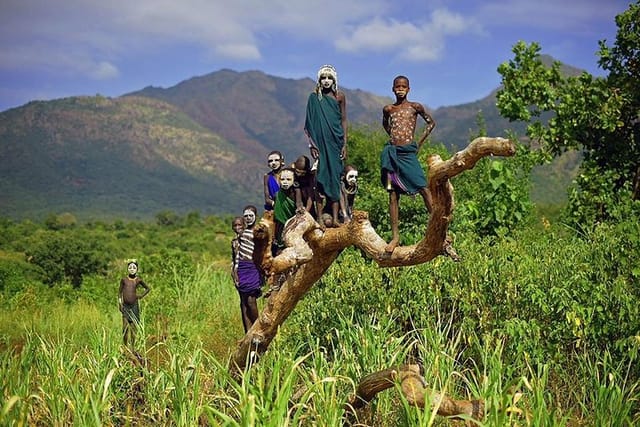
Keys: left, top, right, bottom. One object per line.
{"left": 380, "top": 141, "right": 427, "bottom": 195}
{"left": 274, "top": 190, "right": 296, "bottom": 225}
{"left": 304, "top": 93, "right": 344, "bottom": 202}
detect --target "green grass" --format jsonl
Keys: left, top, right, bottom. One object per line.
{"left": 1, "top": 217, "right": 640, "bottom": 425}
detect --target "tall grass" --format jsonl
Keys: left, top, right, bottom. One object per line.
{"left": 2, "top": 220, "right": 640, "bottom": 425}
{"left": 1, "top": 305, "right": 639, "bottom": 425}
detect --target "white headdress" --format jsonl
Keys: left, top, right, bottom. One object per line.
{"left": 316, "top": 64, "right": 338, "bottom": 96}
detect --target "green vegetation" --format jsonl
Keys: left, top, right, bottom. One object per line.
{"left": 1, "top": 4, "right": 639, "bottom": 425}
{"left": 497, "top": 2, "right": 640, "bottom": 227}
{"left": 0, "top": 210, "right": 638, "bottom": 425}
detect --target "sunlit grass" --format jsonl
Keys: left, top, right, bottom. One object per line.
{"left": 1, "top": 257, "right": 639, "bottom": 425}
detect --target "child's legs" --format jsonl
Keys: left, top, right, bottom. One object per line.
{"left": 245, "top": 295, "right": 259, "bottom": 324}
{"left": 386, "top": 190, "right": 400, "bottom": 251}
{"left": 330, "top": 200, "right": 339, "bottom": 225}
{"left": 239, "top": 292, "right": 259, "bottom": 333}
{"left": 122, "top": 318, "right": 137, "bottom": 347}
{"left": 122, "top": 317, "right": 129, "bottom": 344}
{"left": 239, "top": 295, "right": 250, "bottom": 333}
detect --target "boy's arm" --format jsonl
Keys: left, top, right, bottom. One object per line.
{"left": 263, "top": 174, "right": 274, "bottom": 208}
{"left": 339, "top": 187, "right": 349, "bottom": 219}
{"left": 118, "top": 279, "right": 124, "bottom": 311}
{"left": 137, "top": 280, "right": 151, "bottom": 298}
{"left": 382, "top": 106, "right": 392, "bottom": 136}
{"left": 415, "top": 103, "right": 436, "bottom": 148}
{"left": 294, "top": 188, "right": 304, "bottom": 209}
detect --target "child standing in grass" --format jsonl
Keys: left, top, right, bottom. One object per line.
{"left": 118, "top": 259, "right": 151, "bottom": 349}
{"left": 235, "top": 206, "right": 263, "bottom": 333}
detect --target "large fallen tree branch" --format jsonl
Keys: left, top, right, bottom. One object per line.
{"left": 345, "top": 364, "right": 484, "bottom": 423}
{"left": 230, "top": 137, "right": 515, "bottom": 370}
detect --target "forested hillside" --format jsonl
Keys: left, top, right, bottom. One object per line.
{"left": 1, "top": 63, "right": 585, "bottom": 221}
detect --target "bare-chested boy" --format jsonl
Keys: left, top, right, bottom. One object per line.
{"left": 292, "top": 155, "right": 316, "bottom": 215}
{"left": 118, "top": 260, "right": 151, "bottom": 349}
{"left": 381, "top": 75, "right": 436, "bottom": 253}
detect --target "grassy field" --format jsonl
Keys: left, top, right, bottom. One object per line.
{"left": 1, "top": 216, "right": 639, "bottom": 426}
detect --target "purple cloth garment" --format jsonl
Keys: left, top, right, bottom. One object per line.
{"left": 236, "top": 259, "right": 262, "bottom": 293}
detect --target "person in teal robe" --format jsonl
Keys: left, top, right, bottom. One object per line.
{"left": 304, "top": 64, "right": 347, "bottom": 227}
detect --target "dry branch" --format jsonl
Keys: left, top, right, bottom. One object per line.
{"left": 230, "top": 136, "right": 515, "bottom": 371}
{"left": 345, "top": 364, "right": 484, "bottom": 423}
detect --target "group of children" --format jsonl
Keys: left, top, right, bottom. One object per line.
{"left": 116, "top": 66, "right": 437, "bottom": 344}
{"left": 229, "top": 65, "right": 437, "bottom": 333}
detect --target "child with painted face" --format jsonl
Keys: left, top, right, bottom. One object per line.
{"left": 304, "top": 64, "right": 347, "bottom": 227}
{"left": 340, "top": 165, "right": 359, "bottom": 223}
{"left": 118, "top": 259, "right": 151, "bottom": 349}
{"left": 235, "top": 205, "right": 263, "bottom": 333}
{"left": 273, "top": 168, "right": 303, "bottom": 250}
{"left": 263, "top": 151, "right": 284, "bottom": 211}
{"left": 230, "top": 216, "right": 244, "bottom": 286}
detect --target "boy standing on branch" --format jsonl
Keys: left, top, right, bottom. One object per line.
{"left": 381, "top": 75, "right": 436, "bottom": 253}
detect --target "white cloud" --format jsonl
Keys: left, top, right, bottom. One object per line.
{"left": 214, "top": 43, "right": 261, "bottom": 61}
{"left": 88, "top": 61, "right": 120, "bottom": 80}
{"left": 335, "top": 8, "right": 482, "bottom": 62}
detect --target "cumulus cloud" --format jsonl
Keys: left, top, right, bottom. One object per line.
{"left": 0, "top": 0, "right": 618, "bottom": 83}
{"left": 335, "top": 8, "right": 482, "bottom": 62}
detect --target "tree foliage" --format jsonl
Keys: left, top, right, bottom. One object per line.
{"left": 25, "top": 231, "right": 108, "bottom": 287}
{"left": 496, "top": 2, "right": 640, "bottom": 225}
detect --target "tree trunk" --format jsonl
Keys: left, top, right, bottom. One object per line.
{"left": 230, "top": 136, "right": 516, "bottom": 371}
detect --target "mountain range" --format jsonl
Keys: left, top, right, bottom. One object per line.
{"left": 0, "top": 57, "right": 582, "bottom": 220}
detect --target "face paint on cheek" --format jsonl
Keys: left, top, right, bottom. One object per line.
{"left": 267, "top": 155, "right": 282, "bottom": 170}
{"left": 243, "top": 210, "right": 256, "bottom": 226}
{"left": 279, "top": 172, "right": 294, "bottom": 190}
{"left": 346, "top": 171, "right": 358, "bottom": 185}
{"left": 320, "top": 75, "right": 334, "bottom": 89}
{"left": 127, "top": 263, "right": 138, "bottom": 276}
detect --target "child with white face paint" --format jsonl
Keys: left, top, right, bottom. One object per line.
{"left": 118, "top": 259, "right": 151, "bottom": 349}
{"left": 235, "top": 205, "right": 263, "bottom": 333}
{"left": 340, "top": 165, "right": 359, "bottom": 223}
{"left": 304, "top": 64, "right": 348, "bottom": 227}
{"left": 263, "top": 150, "right": 284, "bottom": 211}
{"left": 273, "top": 168, "right": 303, "bottom": 250}
{"left": 230, "top": 216, "right": 244, "bottom": 286}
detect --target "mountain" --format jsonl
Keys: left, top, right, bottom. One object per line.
{"left": 0, "top": 95, "right": 256, "bottom": 219}
{"left": 0, "top": 60, "right": 583, "bottom": 221}
{"left": 0, "top": 70, "right": 392, "bottom": 220}
{"left": 125, "top": 69, "right": 390, "bottom": 163}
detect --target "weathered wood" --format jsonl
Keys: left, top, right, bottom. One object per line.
{"left": 230, "top": 136, "right": 515, "bottom": 371}
{"left": 345, "top": 364, "right": 484, "bottom": 422}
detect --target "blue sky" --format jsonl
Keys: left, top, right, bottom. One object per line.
{"left": 0, "top": 0, "right": 631, "bottom": 112}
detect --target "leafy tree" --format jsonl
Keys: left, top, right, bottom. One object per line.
{"left": 25, "top": 231, "right": 108, "bottom": 287}
{"left": 44, "top": 212, "right": 77, "bottom": 230}
{"left": 496, "top": 2, "right": 640, "bottom": 225}
{"left": 453, "top": 114, "right": 536, "bottom": 237}
{"left": 155, "top": 210, "right": 181, "bottom": 227}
